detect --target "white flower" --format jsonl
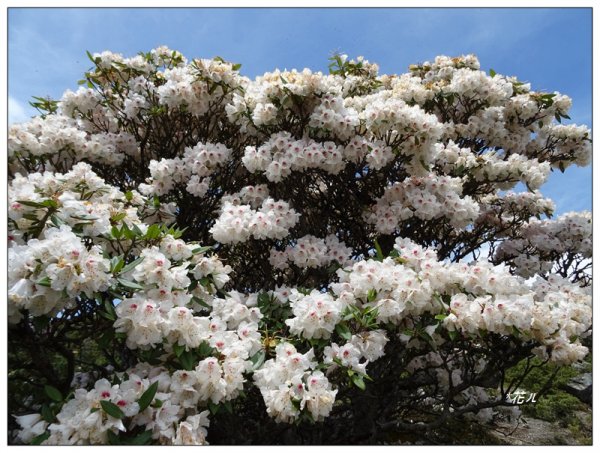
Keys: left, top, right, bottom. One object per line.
{"left": 303, "top": 371, "right": 337, "bottom": 421}
{"left": 285, "top": 290, "right": 346, "bottom": 339}
{"left": 15, "top": 414, "right": 48, "bottom": 444}
{"left": 172, "top": 412, "right": 210, "bottom": 445}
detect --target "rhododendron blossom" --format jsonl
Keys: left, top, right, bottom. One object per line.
{"left": 8, "top": 48, "right": 591, "bottom": 445}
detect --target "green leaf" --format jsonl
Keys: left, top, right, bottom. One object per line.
{"left": 137, "top": 381, "right": 158, "bottom": 412}
{"left": 367, "top": 288, "right": 377, "bottom": 303}
{"left": 35, "top": 276, "right": 51, "bottom": 288}
{"left": 104, "top": 298, "right": 117, "bottom": 317}
{"left": 290, "top": 397, "right": 301, "bottom": 411}
{"left": 489, "top": 68, "right": 496, "bottom": 78}
{"left": 120, "top": 223, "right": 135, "bottom": 240}
{"left": 23, "top": 213, "right": 41, "bottom": 221}
{"left": 44, "top": 385, "right": 63, "bottom": 402}
{"left": 30, "top": 432, "right": 50, "bottom": 445}
{"left": 448, "top": 330, "right": 458, "bottom": 341}
{"left": 178, "top": 350, "right": 196, "bottom": 371}
{"left": 41, "top": 404, "right": 54, "bottom": 423}
{"left": 120, "top": 256, "right": 144, "bottom": 274}
{"left": 16, "top": 199, "right": 46, "bottom": 208}
{"left": 101, "top": 400, "right": 125, "bottom": 419}
{"left": 434, "top": 314, "right": 448, "bottom": 321}
{"left": 144, "top": 224, "right": 162, "bottom": 240}
{"left": 373, "top": 239, "right": 384, "bottom": 261}
{"left": 192, "top": 246, "right": 213, "bottom": 255}
{"left": 173, "top": 343, "right": 185, "bottom": 358}
{"left": 198, "top": 341, "right": 215, "bottom": 357}
{"left": 116, "top": 278, "right": 144, "bottom": 291}
{"left": 99, "top": 310, "right": 116, "bottom": 322}
{"left": 50, "top": 214, "right": 65, "bottom": 227}
{"left": 41, "top": 199, "right": 58, "bottom": 209}
{"left": 257, "top": 292, "right": 272, "bottom": 307}
{"left": 351, "top": 374, "right": 366, "bottom": 391}
{"left": 69, "top": 214, "right": 99, "bottom": 221}
{"left": 125, "top": 191, "right": 133, "bottom": 202}
{"left": 207, "top": 401, "right": 220, "bottom": 415}
{"left": 111, "top": 225, "right": 122, "bottom": 240}
{"left": 110, "top": 256, "right": 125, "bottom": 274}
{"left": 249, "top": 349, "right": 266, "bottom": 370}
{"left": 110, "top": 212, "right": 127, "bottom": 223}
{"left": 223, "top": 401, "right": 234, "bottom": 414}
{"left": 192, "top": 296, "right": 211, "bottom": 309}
{"left": 335, "top": 323, "right": 352, "bottom": 341}
{"left": 130, "top": 430, "right": 153, "bottom": 445}
{"left": 107, "top": 430, "right": 121, "bottom": 445}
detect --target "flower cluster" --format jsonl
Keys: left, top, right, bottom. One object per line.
{"left": 156, "top": 58, "right": 243, "bottom": 116}
{"left": 323, "top": 330, "right": 388, "bottom": 374}
{"left": 284, "top": 289, "right": 348, "bottom": 339}
{"left": 401, "top": 55, "right": 590, "bottom": 170}
{"left": 8, "top": 162, "right": 148, "bottom": 240}
{"left": 139, "top": 142, "right": 231, "bottom": 197}
{"left": 17, "top": 366, "right": 212, "bottom": 445}
{"left": 113, "top": 254, "right": 262, "bottom": 354}
{"left": 226, "top": 66, "right": 346, "bottom": 134}
{"left": 530, "top": 124, "right": 592, "bottom": 168}
{"left": 8, "top": 115, "right": 139, "bottom": 171}
{"left": 269, "top": 234, "right": 353, "bottom": 270}
{"left": 253, "top": 343, "right": 337, "bottom": 423}
{"left": 242, "top": 132, "right": 347, "bottom": 181}
{"left": 476, "top": 190, "right": 555, "bottom": 230}
{"left": 308, "top": 92, "right": 360, "bottom": 140}
{"left": 494, "top": 211, "right": 592, "bottom": 278}
{"left": 367, "top": 174, "right": 480, "bottom": 233}
{"left": 328, "top": 237, "right": 591, "bottom": 364}
{"left": 210, "top": 198, "right": 299, "bottom": 244}
{"left": 433, "top": 141, "right": 551, "bottom": 190}
{"left": 347, "top": 91, "right": 444, "bottom": 170}
{"left": 8, "top": 225, "right": 113, "bottom": 322}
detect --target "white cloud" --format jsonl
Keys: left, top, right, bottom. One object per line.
{"left": 8, "top": 96, "right": 31, "bottom": 125}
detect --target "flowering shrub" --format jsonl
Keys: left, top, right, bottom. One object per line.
{"left": 8, "top": 48, "right": 592, "bottom": 445}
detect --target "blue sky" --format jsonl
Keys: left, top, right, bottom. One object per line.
{"left": 7, "top": 7, "right": 592, "bottom": 215}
